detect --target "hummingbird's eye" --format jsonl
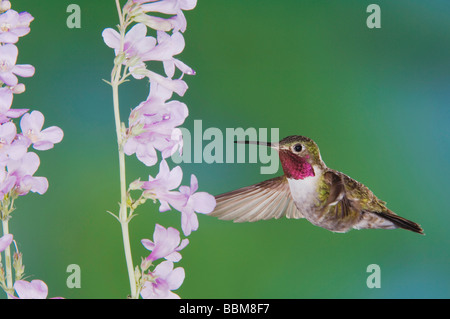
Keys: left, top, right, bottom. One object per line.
{"left": 293, "top": 144, "right": 303, "bottom": 152}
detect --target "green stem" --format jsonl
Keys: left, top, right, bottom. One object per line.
{"left": 112, "top": 72, "right": 137, "bottom": 299}
{"left": 1, "top": 218, "right": 14, "bottom": 298}
{"left": 110, "top": 0, "right": 138, "bottom": 299}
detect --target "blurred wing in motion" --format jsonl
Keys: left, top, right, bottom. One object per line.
{"left": 210, "top": 176, "right": 304, "bottom": 222}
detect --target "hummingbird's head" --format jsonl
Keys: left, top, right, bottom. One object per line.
{"left": 235, "top": 135, "right": 324, "bottom": 180}
{"left": 277, "top": 135, "right": 323, "bottom": 180}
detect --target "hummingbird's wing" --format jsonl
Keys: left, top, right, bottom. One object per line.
{"left": 210, "top": 175, "right": 304, "bottom": 222}
{"left": 323, "top": 170, "right": 424, "bottom": 234}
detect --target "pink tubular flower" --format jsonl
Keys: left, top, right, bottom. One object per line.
{"left": 142, "top": 31, "right": 194, "bottom": 77}
{"left": 12, "top": 280, "right": 63, "bottom": 299}
{"left": 125, "top": 83, "right": 187, "bottom": 165}
{"left": 0, "top": 44, "right": 34, "bottom": 86}
{"left": 0, "top": 86, "right": 12, "bottom": 116}
{"left": 20, "top": 110, "right": 64, "bottom": 150}
{"left": 0, "top": 233, "right": 13, "bottom": 252}
{"left": 0, "top": 166, "right": 15, "bottom": 198}
{"left": 0, "top": 121, "right": 27, "bottom": 165}
{"left": 138, "top": 0, "right": 197, "bottom": 33}
{"left": 124, "top": 92, "right": 188, "bottom": 166}
{"left": 141, "top": 224, "right": 188, "bottom": 262}
{"left": 0, "top": 9, "right": 34, "bottom": 44}
{"left": 6, "top": 151, "right": 48, "bottom": 196}
{"left": 102, "top": 23, "right": 156, "bottom": 61}
{"left": 145, "top": 69, "right": 188, "bottom": 96}
{"left": 173, "top": 175, "right": 216, "bottom": 236}
{"left": 140, "top": 260, "right": 185, "bottom": 299}
{"left": 0, "top": 87, "right": 28, "bottom": 124}
{"left": 138, "top": 160, "right": 183, "bottom": 212}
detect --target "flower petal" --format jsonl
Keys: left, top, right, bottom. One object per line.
{"left": 165, "top": 251, "right": 182, "bottom": 262}
{"left": 14, "top": 280, "right": 48, "bottom": 299}
{"left": 13, "top": 64, "right": 35, "bottom": 78}
{"left": 0, "top": 234, "right": 13, "bottom": 252}
{"left": 189, "top": 174, "right": 198, "bottom": 193}
{"left": 141, "top": 238, "right": 155, "bottom": 251}
{"left": 40, "top": 126, "right": 64, "bottom": 144}
{"left": 192, "top": 192, "right": 216, "bottom": 214}
{"left": 154, "top": 260, "right": 174, "bottom": 278}
{"left": 0, "top": 72, "right": 18, "bottom": 86}
{"left": 102, "top": 28, "right": 120, "bottom": 49}
{"left": 167, "top": 266, "right": 185, "bottom": 290}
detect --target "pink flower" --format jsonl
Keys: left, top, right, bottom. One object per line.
{"left": 140, "top": 260, "right": 185, "bottom": 299}
{"left": 139, "top": 0, "right": 197, "bottom": 13}
{"left": 145, "top": 69, "right": 188, "bottom": 96}
{"left": 0, "top": 44, "right": 34, "bottom": 86}
{"left": 173, "top": 175, "right": 216, "bottom": 236}
{"left": 0, "top": 9, "right": 34, "bottom": 44}
{"left": 142, "top": 31, "right": 195, "bottom": 77}
{"left": 103, "top": 23, "right": 158, "bottom": 80}
{"left": 6, "top": 151, "right": 48, "bottom": 195}
{"left": 0, "top": 166, "right": 15, "bottom": 198}
{"left": 12, "top": 280, "right": 63, "bottom": 299}
{"left": 126, "top": 99, "right": 187, "bottom": 159}
{"left": 124, "top": 85, "right": 188, "bottom": 166}
{"left": 141, "top": 224, "right": 188, "bottom": 262}
{"left": 0, "top": 86, "right": 12, "bottom": 113}
{"left": 138, "top": 160, "right": 183, "bottom": 211}
{"left": 20, "top": 110, "right": 64, "bottom": 150}
{"left": 0, "top": 87, "right": 28, "bottom": 124}
{"left": 139, "top": 0, "right": 197, "bottom": 33}
{"left": 0, "top": 121, "right": 27, "bottom": 165}
{"left": 102, "top": 23, "right": 156, "bottom": 61}
{"left": 123, "top": 133, "right": 158, "bottom": 167}
{"left": 0, "top": 233, "right": 13, "bottom": 252}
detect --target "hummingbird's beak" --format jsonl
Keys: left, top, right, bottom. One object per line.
{"left": 235, "top": 140, "right": 279, "bottom": 150}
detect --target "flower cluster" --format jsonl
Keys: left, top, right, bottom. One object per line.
{"left": 0, "top": 1, "right": 63, "bottom": 299}
{"left": 131, "top": 160, "right": 216, "bottom": 236}
{"left": 138, "top": 224, "right": 187, "bottom": 298}
{"left": 0, "top": 4, "right": 63, "bottom": 204}
{"left": 103, "top": 0, "right": 215, "bottom": 298}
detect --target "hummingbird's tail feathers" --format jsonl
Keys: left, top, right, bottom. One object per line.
{"left": 210, "top": 176, "right": 304, "bottom": 223}
{"left": 373, "top": 211, "right": 424, "bottom": 235}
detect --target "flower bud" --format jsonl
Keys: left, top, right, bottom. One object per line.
{"left": 114, "top": 52, "right": 127, "bottom": 66}
{"left": 0, "top": 265, "right": 5, "bottom": 287}
{"left": 128, "top": 4, "right": 144, "bottom": 18}
{"left": 122, "top": 0, "right": 135, "bottom": 15}
{"left": 129, "top": 179, "right": 144, "bottom": 190}
{"left": 135, "top": 265, "right": 141, "bottom": 280}
{"left": 142, "top": 190, "right": 156, "bottom": 200}
{"left": 129, "top": 65, "right": 148, "bottom": 77}
{"left": 130, "top": 123, "right": 146, "bottom": 137}
{"left": 0, "top": 1, "right": 11, "bottom": 12}
{"left": 133, "top": 14, "right": 173, "bottom": 32}
{"left": 11, "top": 83, "right": 26, "bottom": 94}
{"left": 13, "top": 252, "right": 24, "bottom": 281}
{"left": 140, "top": 258, "right": 151, "bottom": 272}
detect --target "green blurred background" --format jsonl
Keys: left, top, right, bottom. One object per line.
{"left": 5, "top": 0, "right": 449, "bottom": 298}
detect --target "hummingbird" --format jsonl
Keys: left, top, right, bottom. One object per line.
{"left": 210, "top": 135, "right": 424, "bottom": 234}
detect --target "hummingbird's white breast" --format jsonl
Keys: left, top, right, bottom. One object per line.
{"left": 286, "top": 166, "right": 322, "bottom": 219}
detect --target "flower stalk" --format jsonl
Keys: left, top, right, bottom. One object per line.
{"left": 110, "top": 13, "right": 138, "bottom": 298}
{"left": 112, "top": 81, "right": 138, "bottom": 298}
{"left": 103, "top": 0, "right": 215, "bottom": 299}
{"left": 1, "top": 218, "right": 13, "bottom": 297}
{"left": 0, "top": 0, "right": 63, "bottom": 299}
